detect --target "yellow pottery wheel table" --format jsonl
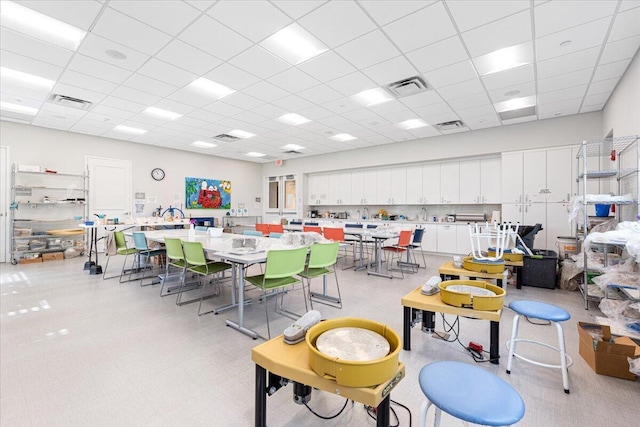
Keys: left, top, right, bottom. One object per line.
{"left": 438, "top": 261, "right": 507, "bottom": 288}
{"left": 252, "top": 334, "right": 405, "bottom": 427}
{"left": 401, "top": 285, "right": 502, "bottom": 364}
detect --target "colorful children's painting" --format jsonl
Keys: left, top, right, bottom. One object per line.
{"left": 185, "top": 177, "right": 231, "bottom": 209}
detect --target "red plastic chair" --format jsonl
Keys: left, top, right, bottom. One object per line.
{"left": 382, "top": 230, "right": 416, "bottom": 278}
{"left": 303, "top": 225, "right": 322, "bottom": 234}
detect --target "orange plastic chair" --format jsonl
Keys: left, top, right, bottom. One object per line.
{"left": 323, "top": 227, "right": 354, "bottom": 267}
{"left": 255, "top": 223, "right": 270, "bottom": 236}
{"left": 303, "top": 225, "right": 322, "bottom": 234}
{"left": 382, "top": 230, "right": 416, "bottom": 278}
{"left": 269, "top": 224, "right": 284, "bottom": 234}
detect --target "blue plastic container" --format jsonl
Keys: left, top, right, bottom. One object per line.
{"left": 595, "top": 204, "right": 611, "bottom": 217}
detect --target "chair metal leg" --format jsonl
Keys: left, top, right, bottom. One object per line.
{"left": 555, "top": 321, "right": 570, "bottom": 393}
{"left": 506, "top": 314, "right": 521, "bottom": 374}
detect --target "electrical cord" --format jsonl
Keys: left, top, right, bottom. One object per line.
{"left": 364, "top": 399, "right": 412, "bottom": 427}
{"left": 303, "top": 398, "right": 350, "bottom": 420}
{"left": 438, "top": 313, "right": 501, "bottom": 364}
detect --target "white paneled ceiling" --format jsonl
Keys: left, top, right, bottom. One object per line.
{"left": 1, "top": 0, "right": 639, "bottom": 163}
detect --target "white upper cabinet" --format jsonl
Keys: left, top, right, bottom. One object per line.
{"left": 352, "top": 170, "right": 376, "bottom": 205}
{"left": 375, "top": 167, "right": 406, "bottom": 205}
{"left": 422, "top": 164, "right": 441, "bottom": 204}
{"left": 459, "top": 160, "right": 481, "bottom": 204}
{"left": 406, "top": 165, "right": 423, "bottom": 204}
{"left": 480, "top": 158, "right": 501, "bottom": 203}
{"left": 308, "top": 174, "right": 328, "bottom": 205}
{"left": 501, "top": 152, "right": 524, "bottom": 203}
{"left": 327, "top": 172, "right": 352, "bottom": 205}
{"left": 545, "top": 148, "right": 572, "bottom": 202}
{"left": 440, "top": 162, "right": 460, "bottom": 204}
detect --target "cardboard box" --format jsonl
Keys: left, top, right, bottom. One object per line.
{"left": 42, "top": 252, "right": 64, "bottom": 261}
{"left": 578, "top": 322, "right": 640, "bottom": 380}
{"left": 19, "top": 257, "right": 42, "bottom": 264}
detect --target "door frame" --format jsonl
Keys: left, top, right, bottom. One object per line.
{"left": 0, "top": 146, "right": 10, "bottom": 263}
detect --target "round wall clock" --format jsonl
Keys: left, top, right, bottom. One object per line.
{"left": 151, "top": 168, "right": 165, "bottom": 181}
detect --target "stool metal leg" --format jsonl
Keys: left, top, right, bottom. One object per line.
{"left": 555, "top": 321, "right": 570, "bottom": 393}
{"left": 506, "top": 314, "right": 520, "bottom": 374}
{"left": 418, "top": 400, "right": 432, "bottom": 427}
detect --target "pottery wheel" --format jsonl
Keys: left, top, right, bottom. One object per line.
{"left": 316, "top": 327, "right": 390, "bottom": 361}
{"left": 447, "top": 285, "right": 496, "bottom": 296}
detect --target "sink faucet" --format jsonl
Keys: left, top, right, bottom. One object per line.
{"left": 420, "top": 207, "right": 427, "bottom": 221}
{"left": 363, "top": 207, "right": 369, "bottom": 220}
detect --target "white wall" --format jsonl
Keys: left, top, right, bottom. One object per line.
{"left": 0, "top": 121, "right": 263, "bottom": 222}
{"left": 602, "top": 50, "right": 640, "bottom": 137}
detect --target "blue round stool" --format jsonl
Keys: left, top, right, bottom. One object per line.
{"left": 506, "top": 300, "right": 573, "bottom": 393}
{"left": 418, "top": 361, "right": 525, "bottom": 426}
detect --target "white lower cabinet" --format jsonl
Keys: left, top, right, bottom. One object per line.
{"left": 456, "top": 225, "right": 472, "bottom": 256}
{"left": 436, "top": 224, "right": 457, "bottom": 254}
{"left": 422, "top": 224, "right": 437, "bottom": 252}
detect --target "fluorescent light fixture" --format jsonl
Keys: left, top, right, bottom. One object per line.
{"left": 0, "top": 67, "right": 55, "bottom": 89}
{"left": 144, "top": 106, "right": 182, "bottom": 120}
{"left": 397, "top": 119, "right": 428, "bottom": 130}
{"left": 351, "top": 88, "right": 393, "bottom": 107}
{"left": 282, "top": 144, "right": 305, "bottom": 150}
{"left": 494, "top": 95, "right": 536, "bottom": 112}
{"left": 245, "top": 152, "right": 266, "bottom": 157}
{"left": 191, "top": 140, "right": 217, "bottom": 148}
{"left": 228, "top": 129, "right": 255, "bottom": 139}
{"left": 0, "top": 101, "right": 38, "bottom": 115}
{"left": 474, "top": 42, "right": 532, "bottom": 76}
{"left": 187, "top": 77, "right": 235, "bottom": 99}
{"left": 260, "top": 23, "right": 328, "bottom": 65}
{"left": 331, "top": 133, "right": 357, "bottom": 142}
{"left": 277, "top": 113, "right": 310, "bottom": 126}
{"left": 1, "top": 1, "right": 86, "bottom": 50}
{"left": 113, "top": 125, "right": 146, "bottom": 135}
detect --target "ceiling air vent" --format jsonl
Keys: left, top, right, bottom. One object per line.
{"left": 284, "top": 150, "right": 302, "bottom": 154}
{"left": 214, "top": 133, "right": 241, "bottom": 142}
{"left": 435, "top": 120, "right": 465, "bottom": 131}
{"left": 385, "top": 76, "right": 430, "bottom": 98}
{"left": 50, "top": 94, "right": 93, "bottom": 110}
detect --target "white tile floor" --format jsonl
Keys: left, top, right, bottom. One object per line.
{"left": 1, "top": 253, "right": 639, "bottom": 426}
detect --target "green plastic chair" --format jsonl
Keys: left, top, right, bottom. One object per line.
{"left": 245, "top": 246, "right": 308, "bottom": 339}
{"left": 160, "top": 238, "right": 187, "bottom": 298}
{"left": 299, "top": 242, "right": 341, "bottom": 309}
{"left": 102, "top": 231, "right": 138, "bottom": 282}
{"left": 130, "top": 232, "right": 166, "bottom": 286}
{"left": 182, "top": 241, "right": 232, "bottom": 316}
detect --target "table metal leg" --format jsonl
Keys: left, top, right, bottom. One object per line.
{"left": 368, "top": 239, "right": 393, "bottom": 279}
{"left": 255, "top": 364, "right": 267, "bottom": 427}
{"left": 403, "top": 306, "right": 411, "bottom": 351}
{"left": 490, "top": 320, "right": 499, "bottom": 365}
{"left": 87, "top": 228, "right": 102, "bottom": 275}
{"left": 376, "top": 394, "right": 390, "bottom": 427}
{"left": 309, "top": 274, "right": 340, "bottom": 305}
{"left": 214, "top": 263, "right": 252, "bottom": 314}
{"left": 226, "top": 263, "right": 259, "bottom": 339}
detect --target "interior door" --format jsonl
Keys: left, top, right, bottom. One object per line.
{"left": 0, "top": 146, "right": 9, "bottom": 263}
{"left": 265, "top": 174, "right": 299, "bottom": 222}
{"left": 86, "top": 156, "right": 132, "bottom": 249}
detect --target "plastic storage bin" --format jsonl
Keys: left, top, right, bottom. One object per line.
{"left": 595, "top": 204, "right": 611, "bottom": 217}
{"left": 521, "top": 250, "right": 558, "bottom": 289}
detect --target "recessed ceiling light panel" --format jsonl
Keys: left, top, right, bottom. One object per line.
{"left": 397, "top": 119, "right": 428, "bottom": 130}
{"left": 331, "top": 133, "right": 357, "bottom": 142}
{"left": 228, "top": 129, "right": 255, "bottom": 139}
{"left": 144, "top": 107, "right": 182, "bottom": 120}
{"left": 282, "top": 144, "right": 305, "bottom": 150}
{"left": 0, "top": 67, "right": 55, "bottom": 89}
{"left": 277, "top": 113, "right": 310, "bottom": 126}
{"left": 474, "top": 42, "right": 532, "bottom": 76}
{"left": 0, "top": 101, "right": 39, "bottom": 115}
{"left": 260, "top": 23, "right": 328, "bottom": 65}
{"left": 113, "top": 125, "right": 146, "bottom": 135}
{"left": 1, "top": 1, "right": 86, "bottom": 50}
{"left": 246, "top": 152, "right": 266, "bottom": 157}
{"left": 494, "top": 95, "right": 537, "bottom": 113}
{"left": 351, "top": 88, "right": 393, "bottom": 107}
{"left": 187, "top": 78, "right": 235, "bottom": 99}
{"left": 191, "top": 140, "right": 216, "bottom": 148}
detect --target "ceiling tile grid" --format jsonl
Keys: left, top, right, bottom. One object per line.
{"left": 1, "top": 0, "right": 638, "bottom": 163}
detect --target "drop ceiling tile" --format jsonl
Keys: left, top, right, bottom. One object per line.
{"left": 536, "top": 18, "right": 610, "bottom": 61}
{"left": 229, "top": 45, "right": 290, "bottom": 79}
{"left": 204, "top": 63, "right": 261, "bottom": 91}
{"left": 586, "top": 77, "right": 620, "bottom": 96}
{"left": 77, "top": 33, "right": 150, "bottom": 71}
{"left": 92, "top": 7, "right": 172, "bottom": 55}
{"left": 31, "top": 115, "right": 75, "bottom": 130}
{"left": 336, "top": 30, "right": 400, "bottom": 70}
{"left": 298, "top": 1, "right": 376, "bottom": 48}
{"left": 423, "top": 60, "right": 477, "bottom": 88}
{"left": 604, "top": 4, "right": 640, "bottom": 42}
{"left": 600, "top": 35, "right": 640, "bottom": 64}
{"left": 448, "top": 92, "right": 491, "bottom": 110}
{"left": 137, "top": 59, "right": 197, "bottom": 87}
{"left": 178, "top": 15, "right": 252, "bottom": 60}
{"left": 456, "top": 103, "right": 497, "bottom": 119}
{"left": 184, "top": 0, "right": 216, "bottom": 11}
{"left": 271, "top": 1, "right": 326, "bottom": 20}
{"left": 316, "top": 114, "right": 353, "bottom": 127}
{"left": 267, "top": 68, "right": 320, "bottom": 93}
{"left": 408, "top": 125, "right": 441, "bottom": 138}
{"left": 364, "top": 56, "right": 421, "bottom": 87}
{"left": 359, "top": 1, "right": 434, "bottom": 26}
{"left": 534, "top": 0, "right": 617, "bottom": 38}
{"left": 538, "top": 85, "right": 587, "bottom": 104}
{"left": 156, "top": 39, "right": 222, "bottom": 75}
{"left": 369, "top": 99, "right": 409, "bottom": 115}
{"left": 40, "top": 102, "right": 89, "bottom": 118}
{"left": 592, "top": 58, "right": 632, "bottom": 81}
{"left": 481, "top": 64, "right": 534, "bottom": 90}
{"left": 208, "top": 1, "right": 291, "bottom": 42}
{"left": 174, "top": 115, "right": 211, "bottom": 129}
{"left": 127, "top": 112, "right": 170, "bottom": 127}
{"left": 110, "top": 86, "right": 161, "bottom": 106}
{"left": 51, "top": 82, "right": 106, "bottom": 104}
{"left": 538, "top": 68, "right": 592, "bottom": 93}
{"left": 537, "top": 98, "right": 581, "bottom": 115}
{"left": 151, "top": 99, "right": 196, "bottom": 115}
{"left": 436, "top": 78, "right": 485, "bottom": 101}
{"left": 466, "top": 116, "right": 501, "bottom": 130}
{"left": 406, "top": 36, "right": 469, "bottom": 74}
{"left": 243, "top": 81, "right": 290, "bottom": 102}
{"left": 583, "top": 92, "right": 610, "bottom": 107}
{"left": 58, "top": 70, "right": 118, "bottom": 95}
{"left": 89, "top": 104, "right": 136, "bottom": 120}
{"left": 123, "top": 74, "right": 178, "bottom": 98}
{"left": 201, "top": 101, "right": 244, "bottom": 117}
{"left": 70, "top": 120, "right": 114, "bottom": 134}
{"left": 462, "top": 10, "right": 531, "bottom": 57}
{"left": 250, "top": 103, "right": 288, "bottom": 119}
{"left": 383, "top": 2, "right": 457, "bottom": 52}
{"left": 67, "top": 54, "right": 132, "bottom": 84}
{"left": 326, "top": 72, "right": 377, "bottom": 97}
{"left": 397, "top": 91, "right": 443, "bottom": 110}
{"left": 1, "top": 28, "right": 73, "bottom": 68}
{"left": 322, "top": 97, "right": 364, "bottom": 114}
{"left": 488, "top": 81, "right": 535, "bottom": 103}
{"left": 297, "top": 51, "right": 357, "bottom": 82}
{"left": 536, "top": 47, "right": 599, "bottom": 79}
{"left": 0, "top": 50, "right": 64, "bottom": 81}
{"left": 270, "top": 94, "right": 314, "bottom": 111}
{"left": 232, "top": 110, "right": 269, "bottom": 125}
{"left": 1, "top": 81, "right": 51, "bottom": 103}
{"left": 101, "top": 96, "right": 147, "bottom": 113}
{"left": 15, "top": 0, "right": 103, "bottom": 30}
{"left": 109, "top": 0, "right": 200, "bottom": 36}
{"left": 446, "top": 0, "right": 530, "bottom": 32}
{"left": 412, "top": 102, "right": 454, "bottom": 117}
{"left": 342, "top": 107, "right": 379, "bottom": 122}
{"left": 297, "top": 84, "right": 343, "bottom": 105}
{"left": 222, "top": 92, "right": 265, "bottom": 110}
